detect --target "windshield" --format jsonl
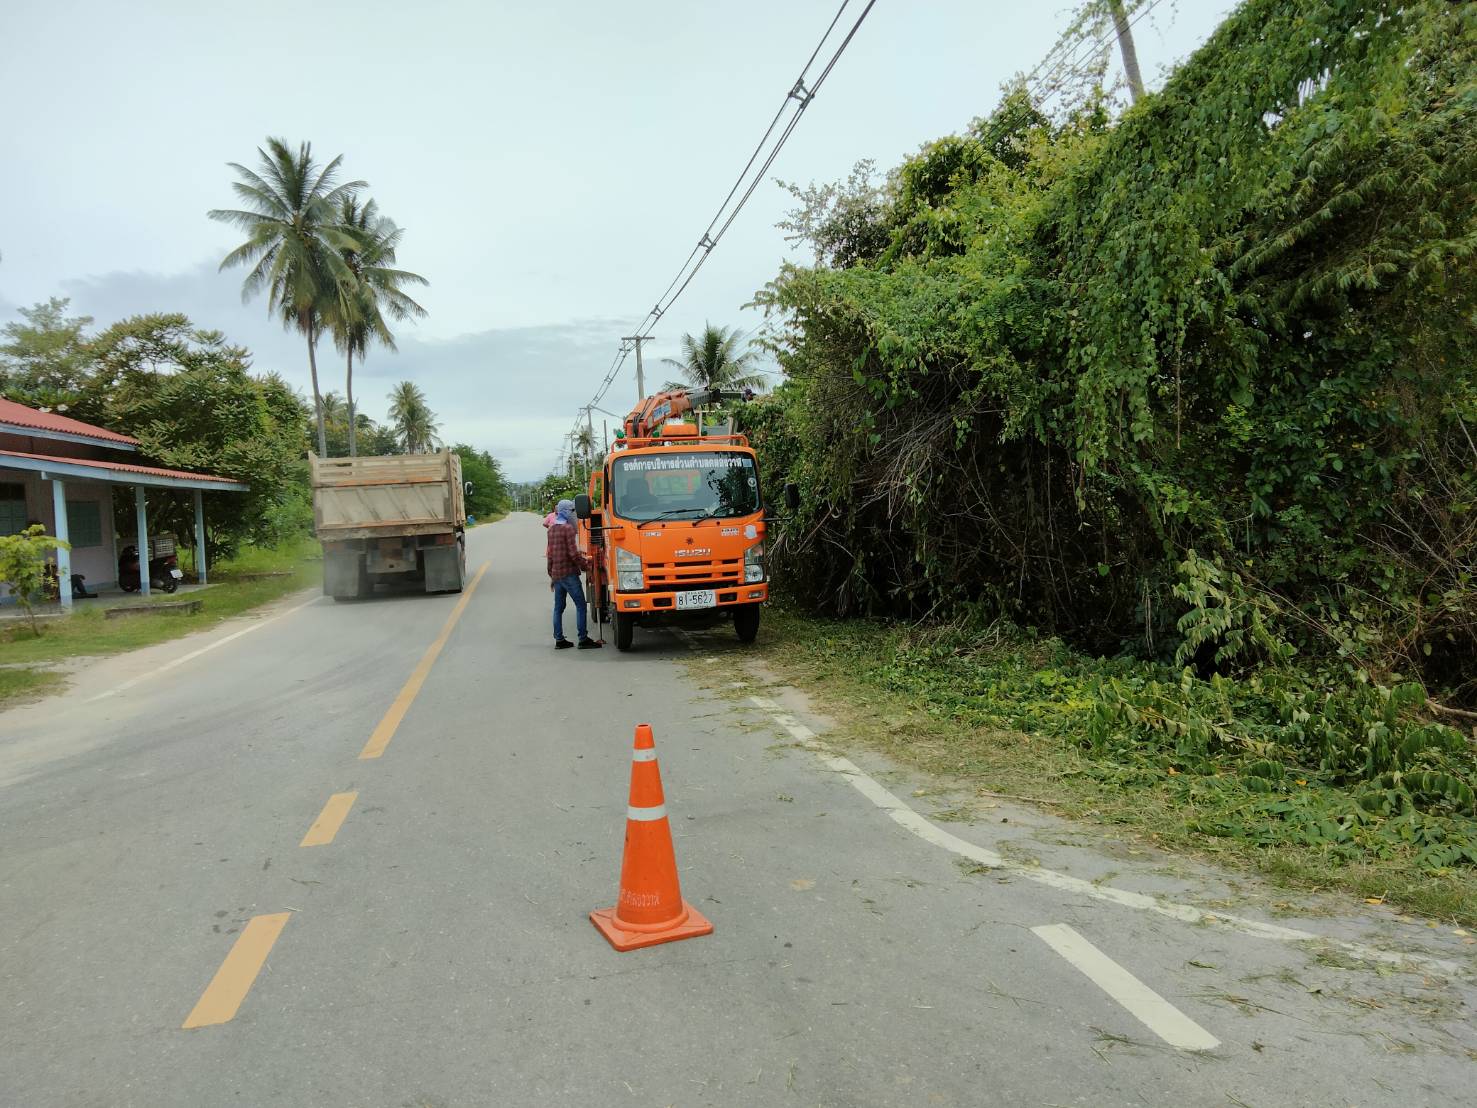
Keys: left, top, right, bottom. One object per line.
{"left": 611, "top": 451, "right": 760, "bottom": 522}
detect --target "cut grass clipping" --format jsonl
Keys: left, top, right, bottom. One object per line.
{"left": 754, "top": 607, "right": 1477, "bottom": 927}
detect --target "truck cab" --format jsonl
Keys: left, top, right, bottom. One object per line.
{"left": 577, "top": 412, "right": 773, "bottom": 652}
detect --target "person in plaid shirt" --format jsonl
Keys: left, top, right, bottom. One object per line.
{"left": 547, "top": 499, "right": 599, "bottom": 649}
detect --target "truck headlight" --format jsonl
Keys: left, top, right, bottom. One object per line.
{"left": 744, "top": 542, "right": 765, "bottom": 583}
{"left": 616, "top": 547, "right": 643, "bottom": 591}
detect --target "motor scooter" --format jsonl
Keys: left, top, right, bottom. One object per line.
{"left": 118, "top": 544, "right": 182, "bottom": 593}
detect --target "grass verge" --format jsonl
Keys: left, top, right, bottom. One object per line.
{"left": 0, "top": 666, "right": 68, "bottom": 704}
{"left": 0, "top": 538, "right": 319, "bottom": 688}
{"left": 754, "top": 607, "right": 1477, "bottom": 927}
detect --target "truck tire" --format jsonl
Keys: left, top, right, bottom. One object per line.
{"left": 733, "top": 603, "right": 761, "bottom": 643}
{"left": 615, "top": 612, "right": 636, "bottom": 652}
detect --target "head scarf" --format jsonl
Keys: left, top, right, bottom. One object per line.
{"left": 555, "top": 499, "right": 577, "bottom": 527}
{"left": 543, "top": 511, "right": 557, "bottom": 528}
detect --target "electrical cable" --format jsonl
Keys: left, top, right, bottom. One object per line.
{"left": 568, "top": 0, "right": 1163, "bottom": 447}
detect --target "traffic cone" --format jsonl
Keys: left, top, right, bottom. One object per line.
{"left": 590, "top": 724, "right": 713, "bottom": 951}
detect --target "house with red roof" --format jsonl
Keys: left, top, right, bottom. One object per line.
{"left": 0, "top": 397, "right": 247, "bottom": 608}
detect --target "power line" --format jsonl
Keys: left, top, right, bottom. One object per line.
{"left": 573, "top": 0, "right": 878, "bottom": 427}
{"left": 562, "top": 0, "right": 1164, "bottom": 463}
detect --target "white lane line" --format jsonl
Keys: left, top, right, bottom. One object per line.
{"left": 1032, "top": 924, "right": 1219, "bottom": 1052}
{"left": 746, "top": 695, "right": 1463, "bottom": 977}
{"left": 87, "top": 596, "right": 321, "bottom": 703}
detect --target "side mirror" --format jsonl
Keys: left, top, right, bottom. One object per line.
{"left": 784, "top": 482, "right": 800, "bottom": 512}
{"left": 574, "top": 494, "right": 592, "bottom": 519}
{"left": 464, "top": 481, "right": 474, "bottom": 497}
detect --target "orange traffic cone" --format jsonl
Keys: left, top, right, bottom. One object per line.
{"left": 590, "top": 724, "right": 713, "bottom": 951}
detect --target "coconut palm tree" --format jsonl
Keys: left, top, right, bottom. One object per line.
{"left": 661, "top": 323, "right": 766, "bottom": 394}
{"left": 324, "top": 196, "right": 428, "bottom": 456}
{"left": 209, "top": 137, "right": 365, "bottom": 457}
{"left": 320, "top": 390, "right": 347, "bottom": 425}
{"left": 387, "top": 380, "right": 440, "bottom": 454}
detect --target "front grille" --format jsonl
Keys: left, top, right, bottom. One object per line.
{"left": 644, "top": 558, "right": 742, "bottom": 589}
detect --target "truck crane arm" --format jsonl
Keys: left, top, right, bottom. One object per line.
{"left": 623, "top": 387, "right": 722, "bottom": 439}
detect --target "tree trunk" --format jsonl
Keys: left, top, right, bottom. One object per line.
{"left": 346, "top": 347, "right": 358, "bottom": 457}
{"left": 305, "top": 317, "right": 328, "bottom": 457}
{"left": 1108, "top": 0, "right": 1145, "bottom": 104}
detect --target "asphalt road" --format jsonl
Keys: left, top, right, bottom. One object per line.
{"left": 2, "top": 514, "right": 1473, "bottom": 1107}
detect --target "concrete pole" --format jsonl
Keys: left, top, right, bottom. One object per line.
{"left": 194, "top": 489, "right": 207, "bottom": 586}
{"left": 135, "top": 485, "right": 150, "bottom": 597}
{"left": 1108, "top": 0, "right": 1145, "bottom": 104}
{"left": 51, "top": 479, "right": 72, "bottom": 609}
{"left": 622, "top": 335, "right": 654, "bottom": 402}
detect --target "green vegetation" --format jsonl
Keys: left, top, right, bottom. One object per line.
{"left": 452, "top": 444, "right": 511, "bottom": 519}
{"left": 2, "top": 306, "right": 313, "bottom": 557}
{"left": 209, "top": 137, "right": 368, "bottom": 457}
{"left": 324, "top": 195, "right": 429, "bottom": 458}
{"left": 0, "top": 666, "right": 66, "bottom": 704}
{"left": 757, "top": 608, "right": 1477, "bottom": 925}
{"left": 661, "top": 323, "right": 765, "bottom": 394}
{"left": 0, "top": 540, "right": 318, "bottom": 683}
{"left": 743, "top": 0, "right": 1477, "bottom": 877}
{"left": 0, "top": 526, "right": 70, "bottom": 635}
{"left": 387, "top": 380, "right": 440, "bottom": 453}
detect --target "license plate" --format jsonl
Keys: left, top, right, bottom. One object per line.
{"left": 169, "top": 569, "right": 184, "bottom": 579}
{"left": 675, "top": 589, "right": 715, "bottom": 611}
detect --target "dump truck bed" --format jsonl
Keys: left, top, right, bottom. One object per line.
{"left": 310, "top": 451, "right": 465, "bottom": 541}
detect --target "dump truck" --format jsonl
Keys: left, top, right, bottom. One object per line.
{"left": 575, "top": 387, "right": 796, "bottom": 651}
{"left": 310, "top": 450, "right": 468, "bottom": 600}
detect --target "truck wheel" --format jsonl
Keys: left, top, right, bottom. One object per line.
{"left": 733, "top": 603, "right": 761, "bottom": 644}
{"left": 615, "top": 612, "right": 636, "bottom": 652}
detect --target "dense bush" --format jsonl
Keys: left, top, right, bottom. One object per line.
{"left": 751, "top": 0, "right": 1476, "bottom": 708}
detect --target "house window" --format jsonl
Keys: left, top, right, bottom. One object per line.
{"left": 0, "top": 482, "right": 28, "bottom": 536}
{"left": 66, "top": 500, "right": 104, "bottom": 548}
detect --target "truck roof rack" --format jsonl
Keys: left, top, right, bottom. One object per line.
{"left": 613, "top": 433, "right": 750, "bottom": 450}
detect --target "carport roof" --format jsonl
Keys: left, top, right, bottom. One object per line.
{"left": 0, "top": 398, "right": 141, "bottom": 449}
{"left": 0, "top": 449, "right": 249, "bottom": 492}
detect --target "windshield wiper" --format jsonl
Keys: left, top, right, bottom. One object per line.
{"left": 636, "top": 508, "right": 715, "bottom": 524}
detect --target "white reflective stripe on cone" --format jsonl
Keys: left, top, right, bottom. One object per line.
{"left": 627, "top": 804, "right": 668, "bottom": 822}
{"left": 632, "top": 749, "right": 658, "bottom": 762}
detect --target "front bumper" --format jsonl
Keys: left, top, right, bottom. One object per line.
{"left": 613, "top": 583, "right": 768, "bottom": 613}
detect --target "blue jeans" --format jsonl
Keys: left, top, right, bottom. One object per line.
{"left": 552, "top": 574, "right": 588, "bottom": 641}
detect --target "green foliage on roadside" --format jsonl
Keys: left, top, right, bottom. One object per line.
{"left": 0, "top": 539, "right": 318, "bottom": 668}
{"left": 767, "top": 608, "right": 1477, "bottom": 885}
{"left": 0, "top": 525, "right": 70, "bottom": 636}
{"left": 752, "top": 0, "right": 1477, "bottom": 711}
{"left": 91, "top": 315, "right": 311, "bottom": 556}
{"left": 451, "top": 443, "right": 511, "bottom": 518}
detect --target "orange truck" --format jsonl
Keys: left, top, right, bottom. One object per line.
{"left": 574, "top": 387, "right": 796, "bottom": 652}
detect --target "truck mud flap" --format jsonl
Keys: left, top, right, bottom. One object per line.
{"left": 422, "top": 545, "right": 464, "bottom": 594}
{"left": 324, "top": 549, "right": 366, "bottom": 599}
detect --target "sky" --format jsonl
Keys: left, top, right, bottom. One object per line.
{"left": 0, "top": 0, "right": 1237, "bottom": 481}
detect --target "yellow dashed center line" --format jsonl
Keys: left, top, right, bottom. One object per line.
{"left": 360, "top": 561, "right": 490, "bottom": 760}
{"left": 182, "top": 912, "right": 291, "bottom": 1029}
{"left": 299, "top": 790, "right": 359, "bottom": 847}
{"left": 182, "top": 561, "right": 487, "bottom": 1030}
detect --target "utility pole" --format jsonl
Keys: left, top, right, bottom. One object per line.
{"left": 622, "top": 334, "right": 655, "bottom": 402}
{"left": 1107, "top": 0, "right": 1145, "bottom": 104}
{"left": 583, "top": 404, "right": 596, "bottom": 475}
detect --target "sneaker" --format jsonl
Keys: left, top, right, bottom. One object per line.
{"left": 577, "top": 637, "right": 602, "bottom": 649}
{"left": 555, "top": 639, "right": 574, "bottom": 650}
